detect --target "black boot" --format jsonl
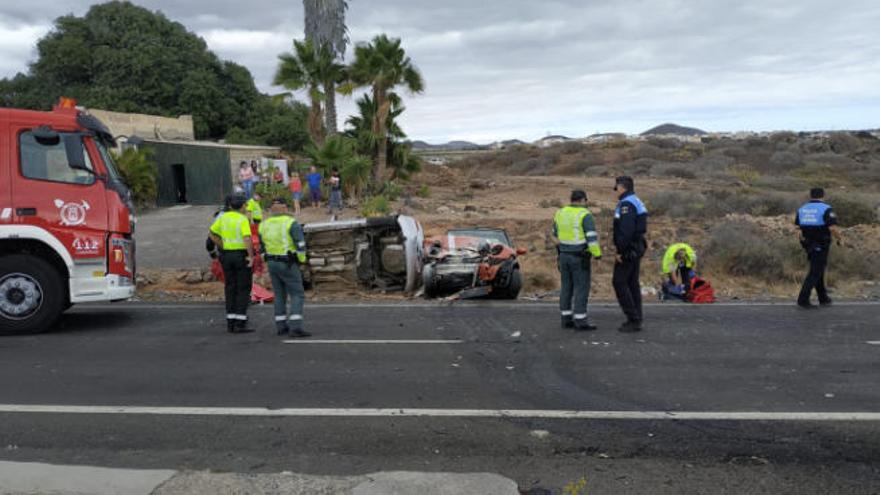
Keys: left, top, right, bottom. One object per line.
{"left": 561, "top": 316, "right": 574, "bottom": 329}
{"left": 618, "top": 320, "right": 642, "bottom": 333}
{"left": 574, "top": 319, "right": 598, "bottom": 331}
{"left": 276, "top": 325, "right": 289, "bottom": 336}
{"left": 235, "top": 320, "right": 255, "bottom": 333}
{"left": 289, "top": 328, "right": 312, "bottom": 338}
{"left": 227, "top": 320, "right": 236, "bottom": 333}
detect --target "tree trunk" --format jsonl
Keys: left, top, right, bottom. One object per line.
{"left": 309, "top": 88, "right": 325, "bottom": 146}
{"left": 372, "top": 87, "right": 390, "bottom": 187}
{"left": 323, "top": 80, "right": 338, "bottom": 135}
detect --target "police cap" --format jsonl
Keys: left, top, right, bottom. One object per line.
{"left": 810, "top": 187, "right": 825, "bottom": 199}
{"left": 228, "top": 193, "right": 247, "bottom": 210}
{"left": 570, "top": 189, "right": 587, "bottom": 202}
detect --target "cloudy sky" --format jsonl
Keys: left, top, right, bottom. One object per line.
{"left": 2, "top": 1, "right": 879, "bottom": 143}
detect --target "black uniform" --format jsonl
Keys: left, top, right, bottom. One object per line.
{"left": 613, "top": 191, "right": 648, "bottom": 325}
{"left": 795, "top": 200, "right": 837, "bottom": 305}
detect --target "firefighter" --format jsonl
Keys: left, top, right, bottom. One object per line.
{"left": 612, "top": 176, "right": 648, "bottom": 332}
{"left": 209, "top": 193, "right": 255, "bottom": 333}
{"left": 795, "top": 187, "right": 840, "bottom": 308}
{"left": 258, "top": 199, "right": 311, "bottom": 338}
{"left": 553, "top": 189, "right": 602, "bottom": 331}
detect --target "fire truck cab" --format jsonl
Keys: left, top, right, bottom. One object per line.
{"left": 0, "top": 99, "right": 135, "bottom": 334}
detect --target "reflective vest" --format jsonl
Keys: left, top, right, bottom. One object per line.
{"left": 246, "top": 198, "right": 263, "bottom": 221}
{"left": 662, "top": 243, "right": 696, "bottom": 274}
{"left": 210, "top": 211, "right": 250, "bottom": 251}
{"left": 259, "top": 215, "right": 306, "bottom": 263}
{"left": 554, "top": 206, "right": 602, "bottom": 257}
{"left": 797, "top": 201, "right": 830, "bottom": 227}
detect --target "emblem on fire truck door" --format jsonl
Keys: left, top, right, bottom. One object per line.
{"left": 54, "top": 199, "right": 90, "bottom": 226}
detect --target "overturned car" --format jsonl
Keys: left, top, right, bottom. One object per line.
{"left": 422, "top": 228, "right": 525, "bottom": 299}
{"left": 302, "top": 216, "right": 424, "bottom": 293}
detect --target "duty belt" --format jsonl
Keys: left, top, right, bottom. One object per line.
{"left": 265, "top": 255, "right": 290, "bottom": 262}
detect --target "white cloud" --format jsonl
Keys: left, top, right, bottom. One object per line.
{"left": 2, "top": 0, "right": 879, "bottom": 142}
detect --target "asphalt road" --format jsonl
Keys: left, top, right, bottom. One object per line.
{"left": 0, "top": 302, "right": 878, "bottom": 494}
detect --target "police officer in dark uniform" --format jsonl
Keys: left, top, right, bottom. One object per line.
{"left": 612, "top": 176, "right": 648, "bottom": 332}
{"left": 795, "top": 187, "right": 839, "bottom": 308}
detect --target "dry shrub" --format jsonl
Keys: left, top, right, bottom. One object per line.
{"left": 829, "top": 195, "right": 878, "bottom": 227}
{"left": 558, "top": 141, "right": 586, "bottom": 155}
{"left": 648, "top": 189, "right": 800, "bottom": 219}
{"left": 829, "top": 244, "right": 880, "bottom": 281}
{"left": 769, "top": 150, "right": 805, "bottom": 170}
{"left": 703, "top": 220, "right": 799, "bottom": 283}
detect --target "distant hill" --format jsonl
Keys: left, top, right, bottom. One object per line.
{"left": 641, "top": 123, "right": 707, "bottom": 136}
{"left": 410, "top": 140, "right": 486, "bottom": 151}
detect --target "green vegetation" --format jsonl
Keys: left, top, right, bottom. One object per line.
{"left": 303, "top": 135, "right": 372, "bottom": 197}
{"left": 345, "top": 34, "right": 425, "bottom": 183}
{"left": 112, "top": 147, "right": 157, "bottom": 208}
{"left": 0, "top": 1, "right": 307, "bottom": 146}
{"left": 360, "top": 195, "right": 391, "bottom": 217}
{"left": 274, "top": 38, "right": 345, "bottom": 146}
{"left": 416, "top": 184, "right": 431, "bottom": 198}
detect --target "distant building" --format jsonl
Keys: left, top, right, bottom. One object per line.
{"left": 585, "top": 132, "right": 627, "bottom": 143}
{"left": 92, "top": 108, "right": 280, "bottom": 206}
{"left": 535, "top": 135, "right": 572, "bottom": 148}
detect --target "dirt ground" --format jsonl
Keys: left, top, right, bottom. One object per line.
{"left": 136, "top": 166, "right": 880, "bottom": 303}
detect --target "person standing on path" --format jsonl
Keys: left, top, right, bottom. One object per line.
{"left": 238, "top": 162, "right": 255, "bottom": 199}
{"left": 795, "top": 187, "right": 840, "bottom": 308}
{"left": 289, "top": 170, "right": 303, "bottom": 215}
{"left": 209, "top": 193, "right": 255, "bottom": 333}
{"left": 307, "top": 165, "right": 323, "bottom": 208}
{"left": 328, "top": 167, "right": 343, "bottom": 216}
{"left": 612, "top": 176, "right": 648, "bottom": 332}
{"left": 553, "top": 189, "right": 602, "bottom": 331}
{"left": 259, "top": 199, "right": 311, "bottom": 338}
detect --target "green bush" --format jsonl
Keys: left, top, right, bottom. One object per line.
{"left": 112, "top": 147, "right": 157, "bottom": 208}
{"left": 254, "top": 181, "right": 290, "bottom": 207}
{"left": 416, "top": 184, "right": 431, "bottom": 198}
{"left": 361, "top": 195, "right": 391, "bottom": 217}
{"left": 381, "top": 181, "right": 403, "bottom": 201}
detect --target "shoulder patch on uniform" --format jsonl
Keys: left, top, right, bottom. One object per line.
{"left": 620, "top": 205, "right": 630, "bottom": 214}
{"left": 829, "top": 211, "right": 837, "bottom": 218}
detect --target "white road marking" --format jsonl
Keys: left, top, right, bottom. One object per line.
{"left": 0, "top": 405, "right": 877, "bottom": 421}
{"left": 282, "top": 339, "right": 463, "bottom": 344}
{"left": 867, "top": 341, "right": 880, "bottom": 345}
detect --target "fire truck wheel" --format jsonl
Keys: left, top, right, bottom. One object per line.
{"left": 0, "top": 255, "right": 64, "bottom": 335}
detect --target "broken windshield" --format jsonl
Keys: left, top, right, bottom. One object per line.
{"left": 447, "top": 229, "right": 512, "bottom": 250}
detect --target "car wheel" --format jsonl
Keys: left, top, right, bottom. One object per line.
{"left": 422, "top": 263, "right": 438, "bottom": 298}
{"left": 495, "top": 268, "right": 523, "bottom": 299}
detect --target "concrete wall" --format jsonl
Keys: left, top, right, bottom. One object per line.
{"left": 90, "top": 109, "right": 195, "bottom": 141}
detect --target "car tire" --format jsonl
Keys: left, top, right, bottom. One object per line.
{"left": 422, "top": 263, "right": 438, "bottom": 298}
{"left": 0, "top": 254, "right": 65, "bottom": 335}
{"left": 495, "top": 268, "right": 523, "bottom": 300}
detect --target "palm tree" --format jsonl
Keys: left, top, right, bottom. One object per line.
{"left": 304, "top": 135, "right": 371, "bottom": 197}
{"left": 346, "top": 34, "right": 424, "bottom": 184}
{"left": 273, "top": 38, "right": 344, "bottom": 146}
{"left": 303, "top": 0, "right": 349, "bottom": 136}
{"left": 345, "top": 93, "right": 421, "bottom": 180}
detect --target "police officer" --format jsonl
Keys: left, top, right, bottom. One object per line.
{"left": 246, "top": 193, "right": 263, "bottom": 224}
{"left": 258, "top": 199, "right": 311, "bottom": 338}
{"left": 209, "top": 193, "right": 255, "bottom": 333}
{"left": 612, "top": 176, "right": 648, "bottom": 332}
{"left": 795, "top": 187, "right": 840, "bottom": 308}
{"left": 553, "top": 190, "right": 602, "bottom": 330}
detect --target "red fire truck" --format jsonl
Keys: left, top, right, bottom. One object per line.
{"left": 0, "top": 99, "right": 135, "bottom": 334}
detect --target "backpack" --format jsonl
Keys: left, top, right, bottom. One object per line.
{"left": 686, "top": 277, "right": 716, "bottom": 304}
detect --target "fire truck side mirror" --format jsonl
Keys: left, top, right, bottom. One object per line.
{"left": 62, "top": 134, "right": 92, "bottom": 175}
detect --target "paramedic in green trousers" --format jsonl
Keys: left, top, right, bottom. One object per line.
{"left": 553, "top": 189, "right": 603, "bottom": 331}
